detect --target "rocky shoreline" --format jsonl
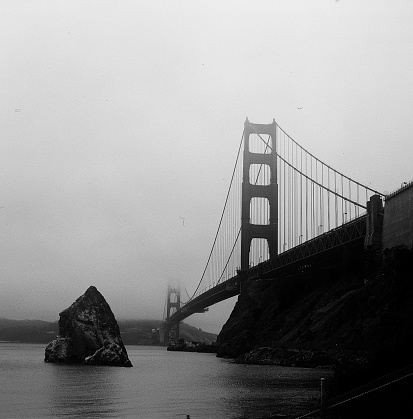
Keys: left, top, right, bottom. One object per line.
{"left": 167, "top": 340, "right": 217, "bottom": 353}
{"left": 233, "top": 346, "right": 371, "bottom": 370}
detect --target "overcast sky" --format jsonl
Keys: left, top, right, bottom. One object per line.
{"left": 1, "top": 1, "right": 412, "bottom": 334}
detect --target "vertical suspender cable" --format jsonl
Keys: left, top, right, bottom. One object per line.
{"left": 300, "top": 147, "right": 303, "bottom": 243}
{"left": 305, "top": 150, "right": 309, "bottom": 241}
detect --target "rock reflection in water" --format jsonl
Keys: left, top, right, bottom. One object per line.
{"left": 49, "top": 363, "right": 124, "bottom": 418}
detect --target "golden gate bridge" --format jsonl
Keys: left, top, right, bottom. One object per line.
{"left": 163, "top": 118, "right": 383, "bottom": 343}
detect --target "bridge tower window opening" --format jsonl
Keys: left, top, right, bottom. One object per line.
{"left": 250, "top": 197, "right": 270, "bottom": 225}
{"left": 169, "top": 293, "right": 179, "bottom": 307}
{"left": 249, "top": 163, "right": 271, "bottom": 186}
{"left": 249, "top": 238, "right": 269, "bottom": 267}
{"left": 249, "top": 133, "right": 273, "bottom": 154}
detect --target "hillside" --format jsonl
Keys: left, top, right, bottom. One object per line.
{"left": 216, "top": 245, "right": 413, "bottom": 389}
{"left": 0, "top": 318, "right": 57, "bottom": 343}
{"left": 118, "top": 319, "right": 217, "bottom": 345}
{"left": 0, "top": 318, "right": 217, "bottom": 346}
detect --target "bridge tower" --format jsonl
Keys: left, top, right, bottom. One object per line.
{"left": 164, "top": 283, "right": 181, "bottom": 343}
{"left": 241, "top": 118, "right": 278, "bottom": 270}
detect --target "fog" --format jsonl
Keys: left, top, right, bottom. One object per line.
{"left": 1, "top": 1, "right": 412, "bottom": 334}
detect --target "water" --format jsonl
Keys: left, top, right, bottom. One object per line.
{"left": 0, "top": 343, "right": 332, "bottom": 418}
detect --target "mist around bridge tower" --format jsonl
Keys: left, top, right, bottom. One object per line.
{"left": 1, "top": 1, "right": 412, "bottom": 335}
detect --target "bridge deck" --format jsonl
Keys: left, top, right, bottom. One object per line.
{"left": 166, "top": 215, "right": 367, "bottom": 325}
{"left": 166, "top": 278, "right": 240, "bottom": 324}
{"left": 244, "top": 215, "right": 367, "bottom": 280}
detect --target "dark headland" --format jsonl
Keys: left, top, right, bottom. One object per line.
{"left": 213, "top": 244, "right": 413, "bottom": 417}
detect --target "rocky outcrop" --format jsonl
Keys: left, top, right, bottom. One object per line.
{"left": 44, "top": 286, "right": 132, "bottom": 367}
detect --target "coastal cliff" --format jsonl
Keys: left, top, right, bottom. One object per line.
{"left": 216, "top": 245, "right": 413, "bottom": 388}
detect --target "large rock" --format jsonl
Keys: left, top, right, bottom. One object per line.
{"left": 44, "top": 286, "right": 132, "bottom": 367}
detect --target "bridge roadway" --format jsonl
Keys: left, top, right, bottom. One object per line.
{"left": 166, "top": 214, "right": 367, "bottom": 325}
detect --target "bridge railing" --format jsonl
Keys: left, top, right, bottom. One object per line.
{"left": 242, "top": 214, "right": 367, "bottom": 281}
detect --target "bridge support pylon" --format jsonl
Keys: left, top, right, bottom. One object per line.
{"left": 241, "top": 118, "right": 278, "bottom": 270}
{"left": 163, "top": 283, "right": 181, "bottom": 344}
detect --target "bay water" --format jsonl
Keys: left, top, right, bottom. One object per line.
{"left": 0, "top": 343, "right": 332, "bottom": 418}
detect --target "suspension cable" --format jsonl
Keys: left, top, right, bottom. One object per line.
{"left": 187, "top": 129, "right": 245, "bottom": 302}
{"left": 249, "top": 128, "right": 376, "bottom": 209}
{"left": 275, "top": 122, "right": 383, "bottom": 195}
